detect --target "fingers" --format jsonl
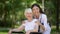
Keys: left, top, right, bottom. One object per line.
{"left": 8, "top": 30, "right": 12, "bottom": 34}
{"left": 8, "top": 29, "right": 13, "bottom": 34}
{"left": 26, "top": 31, "right": 31, "bottom": 34}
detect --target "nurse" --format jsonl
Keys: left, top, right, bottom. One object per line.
{"left": 31, "top": 4, "right": 51, "bottom": 34}
{"left": 8, "top": 8, "right": 39, "bottom": 34}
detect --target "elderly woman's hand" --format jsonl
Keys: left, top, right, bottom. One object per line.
{"left": 26, "top": 31, "right": 31, "bottom": 34}
{"left": 8, "top": 29, "right": 13, "bottom": 34}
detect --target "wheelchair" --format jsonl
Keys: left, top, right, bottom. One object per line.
{"left": 12, "top": 31, "right": 42, "bottom": 34}
{"left": 12, "top": 31, "right": 24, "bottom": 34}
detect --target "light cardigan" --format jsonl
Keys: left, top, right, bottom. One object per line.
{"left": 39, "top": 14, "right": 51, "bottom": 34}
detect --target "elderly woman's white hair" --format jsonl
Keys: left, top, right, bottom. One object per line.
{"left": 24, "top": 8, "right": 32, "bottom": 15}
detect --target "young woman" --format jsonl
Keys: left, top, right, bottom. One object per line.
{"left": 31, "top": 4, "right": 51, "bottom": 34}
{"left": 8, "top": 8, "right": 40, "bottom": 34}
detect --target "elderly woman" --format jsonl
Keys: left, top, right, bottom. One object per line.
{"left": 31, "top": 4, "right": 51, "bottom": 34}
{"left": 8, "top": 8, "right": 40, "bottom": 34}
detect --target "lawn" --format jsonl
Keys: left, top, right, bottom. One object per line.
{"left": 0, "top": 32, "right": 7, "bottom": 34}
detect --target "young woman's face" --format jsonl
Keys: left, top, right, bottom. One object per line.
{"left": 25, "top": 12, "right": 33, "bottom": 19}
{"left": 32, "top": 6, "right": 40, "bottom": 16}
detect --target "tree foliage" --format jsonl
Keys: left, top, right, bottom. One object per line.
{"left": 0, "top": 0, "right": 59, "bottom": 27}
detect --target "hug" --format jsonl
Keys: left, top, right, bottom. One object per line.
{"left": 8, "top": 4, "right": 51, "bottom": 34}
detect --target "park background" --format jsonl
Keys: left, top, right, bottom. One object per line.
{"left": 0, "top": 0, "right": 60, "bottom": 34}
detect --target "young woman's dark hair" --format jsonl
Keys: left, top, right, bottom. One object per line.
{"left": 31, "top": 4, "right": 44, "bottom": 13}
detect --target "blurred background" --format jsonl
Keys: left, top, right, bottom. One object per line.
{"left": 0, "top": 0, "right": 60, "bottom": 34}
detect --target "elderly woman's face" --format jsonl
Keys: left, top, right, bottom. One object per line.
{"left": 25, "top": 12, "right": 33, "bottom": 19}
{"left": 32, "top": 6, "right": 40, "bottom": 16}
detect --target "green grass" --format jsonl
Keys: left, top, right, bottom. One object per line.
{"left": 0, "top": 32, "right": 7, "bottom": 34}
{"left": 0, "top": 28, "right": 8, "bottom": 34}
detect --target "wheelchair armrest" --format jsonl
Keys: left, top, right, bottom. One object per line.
{"left": 12, "top": 31, "right": 24, "bottom": 34}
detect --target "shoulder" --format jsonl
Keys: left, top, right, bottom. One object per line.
{"left": 41, "top": 14, "right": 47, "bottom": 17}
{"left": 41, "top": 14, "right": 47, "bottom": 20}
{"left": 41, "top": 14, "right": 47, "bottom": 19}
{"left": 22, "top": 20, "right": 27, "bottom": 24}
